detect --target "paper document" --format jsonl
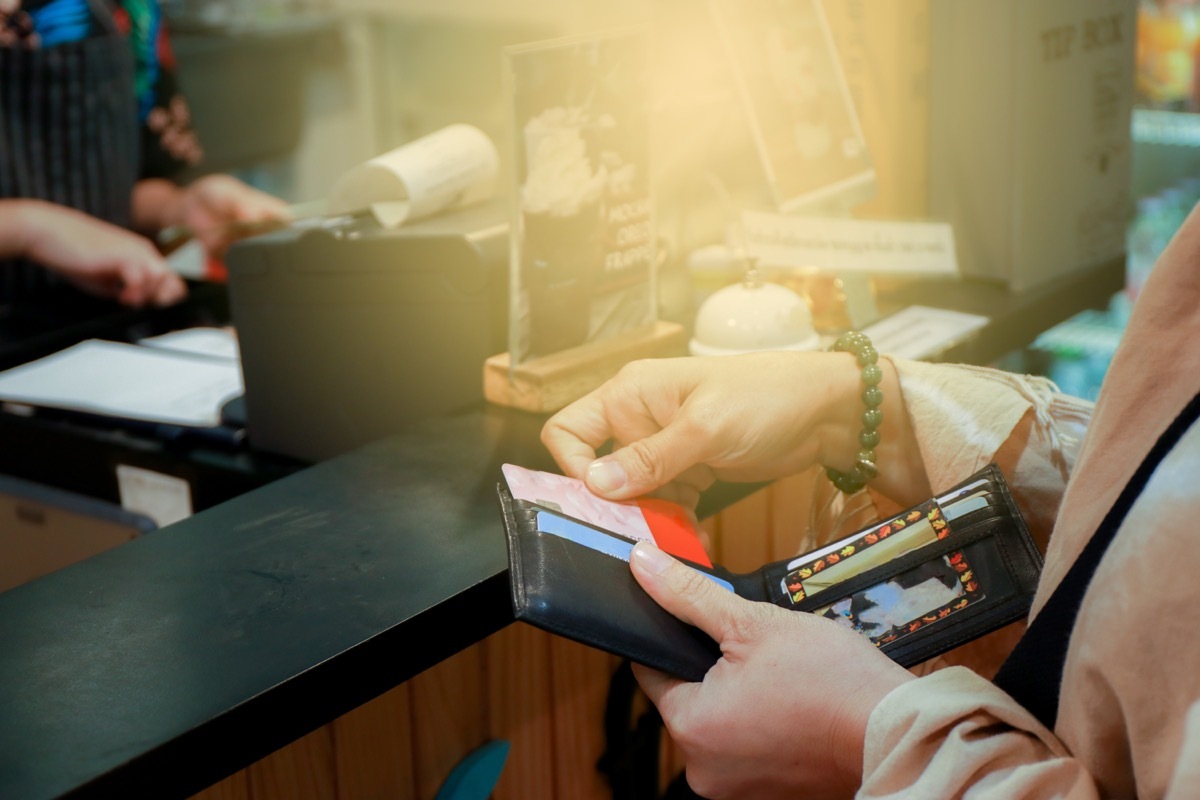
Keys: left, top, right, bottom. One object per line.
{"left": 139, "top": 327, "right": 240, "bottom": 362}
{"left": 862, "top": 305, "right": 989, "bottom": 360}
{"left": 0, "top": 339, "right": 243, "bottom": 428}
{"left": 166, "top": 238, "right": 206, "bottom": 278}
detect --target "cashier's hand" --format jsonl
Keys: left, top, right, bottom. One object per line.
{"left": 629, "top": 540, "right": 912, "bottom": 800}
{"left": 540, "top": 352, "right": 930, "bottom": 511}
{"left": 14, "top": 201, "right": 186, "bottom": 308}
{"left": 168, "top": 174, "right": 290, "bottom": 258}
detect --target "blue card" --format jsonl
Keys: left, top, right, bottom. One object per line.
{"left": 535, "top": 510, "right": 734, "bottom": 592}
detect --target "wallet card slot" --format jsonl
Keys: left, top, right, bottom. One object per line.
{"left": 879, "top": 593, "right": 1033, "bottom": 668}
{"left": 762, "top": 483, "right": 1007, "bottom": 609}
{"left": 801, "top": 528, "right": 1029, "bottom": 655}
{"left": 511, "top": 523, "right": 723, "bottom": 682}
{"left": 799, "top": 514, "right": 1037, "bottom": 656}
{"left": 938, "top": 476, "right": 995, "bottom": 507}
{"left": 532, "top": 509, "right": 737, "bottom": 593}
{"left": 943, "top": 491, "right": 1000, "bottom": 521}
{"left": 791, "top": 515, "right": 1008, "bottom": 613}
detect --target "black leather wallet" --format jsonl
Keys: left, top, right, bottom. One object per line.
{"left": 498, "top": 464, "right": 1042, "bottom": 682}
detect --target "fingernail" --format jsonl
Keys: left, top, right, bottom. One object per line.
{"left": 631, "top": 541, "right": 673, "bottom": 575}
{"left": 588, "top": 458, "right": 627, "bottom": 493}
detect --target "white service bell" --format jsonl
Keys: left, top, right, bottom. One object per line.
{"left": 689, "top": 271, "right": 820, "bottom": 356}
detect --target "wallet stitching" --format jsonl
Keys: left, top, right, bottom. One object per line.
{"left": 893, "top": 593, "right": 1028, "bottom": 646}
{"left": 883, "top": 596, "right": 1027, "bottom": 660}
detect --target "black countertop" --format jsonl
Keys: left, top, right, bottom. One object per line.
{"left": 0, "top": 405, "right": 558, "bottom": 800}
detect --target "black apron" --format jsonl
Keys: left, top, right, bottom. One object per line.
{"left": 0, "top": 0, "right": 139, "bottom": 303}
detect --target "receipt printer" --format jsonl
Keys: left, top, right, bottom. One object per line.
{"left": 225, "top": 201, "right": 508, "bottom": 462}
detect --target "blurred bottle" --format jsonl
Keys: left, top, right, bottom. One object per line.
{"left": 1126, "top": 194, "right": 1172, "bottom": 301}
{"left": 1160, "top": 184, "right": 1193, "bottom": 226}
{"left": 1047, "top": 345, "right": 1091, "bottom": 400}
{"left": 1137, "top": 0, "right": 1200, "bottom": 109}
{"left": 1178, "top": 175, "right": 1200, "bottom": 207}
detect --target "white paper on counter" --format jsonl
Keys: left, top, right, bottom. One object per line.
{"left": 328, "top": 123, "right": 500, "bottom": 227}
{"left": 116, "top": 464, "right": 193, "bottom": 528}
{"left": 861, "top": 305, "right": 990, "bottom": 360}
{"left": 139, "top": 327, "right": 240, "bottom": 362}
{"left": 0, "top": 339, "right": 243, "bottom": 428}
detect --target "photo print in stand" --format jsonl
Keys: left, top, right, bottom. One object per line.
{"left": 505, "top": 29, "right": 656, "bottom": 365}
{"left": 709, "top": 0, "right": 875, "bottom": 213}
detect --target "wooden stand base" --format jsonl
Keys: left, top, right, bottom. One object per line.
{"left": 483, "top": 321, "right": 688, "bottom": 413}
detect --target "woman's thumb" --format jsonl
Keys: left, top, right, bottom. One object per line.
{"left": 629, "top": 541, "right": 741, "bottom": 641}
{"left": 585, "top": 427, "right": 708, "bottom": 499}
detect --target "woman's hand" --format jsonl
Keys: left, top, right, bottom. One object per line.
{"left": 629, "top": 540, "right": 913, "bottom": 800}
{"left": 5, "top": 200, "right": 186, "bottom": 307}
{"left": 541, "top": 351, "right": 929, "bottom": 509}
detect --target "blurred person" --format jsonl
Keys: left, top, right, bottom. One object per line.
{"left": 0, "top": 0, "right": 287, "bottom": 309}
{"left": 539, "top": 200, "right": 1200, "bottom": 796}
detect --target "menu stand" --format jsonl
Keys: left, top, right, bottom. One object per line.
{"left": 483, "top": 321, "right": 686, "bottom": 413}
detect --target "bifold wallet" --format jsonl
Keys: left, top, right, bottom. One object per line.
{"left": 497, "top": 463, "right": 1042, "bottom": 682}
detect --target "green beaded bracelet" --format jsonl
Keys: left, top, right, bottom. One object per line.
{"left": 826, "top": 331, "right": 882, "bottom": 495}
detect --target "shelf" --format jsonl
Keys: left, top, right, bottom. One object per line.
{"left": 1132, "top": 108, "right": 1200, "bottom": 148}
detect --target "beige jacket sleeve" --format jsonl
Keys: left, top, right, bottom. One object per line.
{"left": 856, "top": 359, "right": 1200, "bottom": 798}
{"left": 860, "top": 667, "right": 1097, "bottom": 799}
{"left": 889, "top": 357, "right": 1092, "bottom": 548}
{"left": 810, "top": 359, "right": 1090, "bottom": 548}
{"left": 832, "top": 359, "right": 1092, "bottom": 795}
{"left": 852, "top": 198, "right": 1200, "bottom": 799}
{"left": 861, "top": 664, "right": 1200, "bottom": 799}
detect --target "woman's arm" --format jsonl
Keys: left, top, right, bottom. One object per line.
{"left": 540, "top": 350, "right": 932, "bottom": 512}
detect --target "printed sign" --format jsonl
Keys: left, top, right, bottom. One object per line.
{"left": 505, "top": 29, "right": 656, "bottom": 364}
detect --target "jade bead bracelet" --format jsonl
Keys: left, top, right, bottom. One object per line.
{"left": 825, "top": 331, "right": 883, "bottom": 495}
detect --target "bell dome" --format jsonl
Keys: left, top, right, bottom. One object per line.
{"left": 689, "top": 277, "right": 820, "bottom": 356}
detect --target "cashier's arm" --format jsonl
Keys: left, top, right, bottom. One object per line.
{"left": 133, "top": 175, "right": 290, "bottom": 259}
{"left": 0, "top": 198, "right": 186, "bottom": 308}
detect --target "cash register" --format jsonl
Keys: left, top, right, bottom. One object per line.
{"left": 225, "top": 200, "right": 509, "bottom": 463}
